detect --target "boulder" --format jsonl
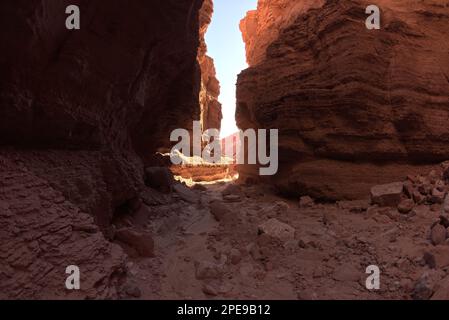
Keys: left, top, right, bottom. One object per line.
{"left": 173, "top": 183, "right": 199, "bottom": 204}
{"left": 370, "top": 182, "right": 404, "bottom": 207}
{"left": 144, "top": 167, "right": 174, "bottom": 193}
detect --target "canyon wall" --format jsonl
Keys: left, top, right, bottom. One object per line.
{"left": 237, "top": 0, "right": 449, "bottom": 200}
{"left": 0, "top": 0, "right": 206, "bottom": 298}
{"left": 198, "top": 0, "right": 223, "bottom": 132}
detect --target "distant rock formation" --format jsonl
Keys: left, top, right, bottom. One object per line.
{"left": 237, "top": 0, "right": 449, "bottom": 200}
{"left": 199, "top": 0, "right": 223, "bottom": 131}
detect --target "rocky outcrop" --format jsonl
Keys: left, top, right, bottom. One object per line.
{"left": 0, "top": 0, "right": 207, "bottom": 298}
{"left": 237, "top": 0, "right": 449, "bottom": 200}
{"left": 0, "top": 155, "right": 126, "bottom": 299}
{"left": 198, "top": 0, "right": 222, "bottom": 131}
{"left": 240, "top": 0, "right": 325, "bottom": 66}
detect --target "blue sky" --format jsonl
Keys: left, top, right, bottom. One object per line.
{"left": 205, "top": 0, "right": 257, "bottom": 137}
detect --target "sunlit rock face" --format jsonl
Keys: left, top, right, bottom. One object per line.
{"left": 198, "top": 0, "right": 222, "bottom": 132}
{"left": 240, "top": 0, "right": 325, "bottom": 67}
{"left": 0, "top": 0, "right": 206, "bottom": 298}
{"left": 237, "top": 0, "right": 449, "bottom": 200}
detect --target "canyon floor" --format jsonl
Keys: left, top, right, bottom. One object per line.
{"left": 117, "top": 178, "right": 449, "bottom": 300}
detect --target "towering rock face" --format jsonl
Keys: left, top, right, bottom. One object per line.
{"left": 0, "top": 0, "right": 206, "bottom": 298}
{"left": 0, "top": 0, "right": 204, "bottom": 161}
{"left": 240, "top": 0, "right": 325, "bottom": 66}
{"left": 237, "top": 0, "right": 449, "bottom": 200}
{"left": 198, "top": 0, "right": 222, "bottom": 132}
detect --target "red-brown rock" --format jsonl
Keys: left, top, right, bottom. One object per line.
{"left": 237, "top": 0, "right": 449, "bottom": 200}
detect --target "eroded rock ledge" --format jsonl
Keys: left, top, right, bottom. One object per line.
{"left": 237, "top": 0, "right": 449, "bottom": 200}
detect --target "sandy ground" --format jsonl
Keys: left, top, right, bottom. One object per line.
{"left": 120, "top": 182, "right": 449, "bottom": 300}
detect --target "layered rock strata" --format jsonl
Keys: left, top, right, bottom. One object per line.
{"left": 198, "top": 0, "right": 223, "bottom": 131}
{"left": 237, "top": 0, "right": 449, "bottom": 200}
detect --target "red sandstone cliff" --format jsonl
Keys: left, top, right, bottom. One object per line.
{"left": 237, "top": 0, "right": 449, "bottom": 200}
{"left": 0, "top": 0, "right": 206, "bottom": 299}
{"left": 198, "top": 0, "right": 223, "bottom": 131}
{"left": 240, "top": 0, "right": 325, "bottom": 66}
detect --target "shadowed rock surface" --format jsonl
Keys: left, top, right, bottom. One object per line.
{"left": 0, "top": 0, "right": 207, "bottom": 299}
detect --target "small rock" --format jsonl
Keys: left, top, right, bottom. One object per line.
{"left": 412, "top": 273, "right": 434, "bottom": 300}
{"left": 412, "top": 205, "right": 430, "bottom": 218}
{"left": 202, "top": 283, "right": 218, "bottom": 296}
{"left": 370, "top": 182, "right": 403, "bottom": 207}
{"left": 115, "top": 228, "right": 154, "bottom": 257}
{"left": 398, "top": 199, "right": 414, "bottom": 214}
{"left": 299, "top": 196, "right": 314, "bottom": 208}
{"left": 258, "top": 218, "right": 295, "bottom": 242}
{"left": 194, "top": 260, "right": 223, "bottom": 280}
{"left": 144, "top": 167, "right": 174, "bottom": 193}
{"left": 397, "top": 198, "right": 415, "bottom": 214}
{"left": 413, "top": 191, "right": 426, "bottom": 204}
{"left": 418, "top": 182, "right": 432, "bottom": 196}
{"left": 431, "top": 224, "right": 447, "bottom": 246}
{"left": 428, "top": 170, "right": 440, "bottom": 184}
{"left": 337, "top": 200, "right": 370, "bottom": 213}
{"left": 333, "top": 264, "right": 360, "bottom": 282}
{"left": 430, "top": 188, "right": 445, "bottom": 204}
{"left": 261, "top": 201, "right": 290, "bottom": 217}
{"left": 273, "top": 201, "right": 290, "bottom": 211}
{"left": 209, "top": 200, "right": 231, "bottom": 222}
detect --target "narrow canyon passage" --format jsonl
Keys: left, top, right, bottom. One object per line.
{"left": 1, "top": 0, "right": 449, "bottom": 301}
